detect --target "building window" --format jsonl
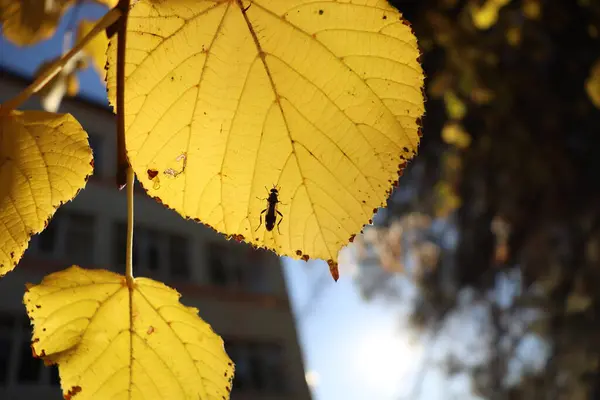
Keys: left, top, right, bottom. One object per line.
{"left": 0, "top": 337, "right": 10, "bottom": 385}
{"left": 208, "top": 243, "right": 229, "bottom": 285}
{"left": 17, "top": 339, "right": 42, "bottom": 383}
{"left": 113, "top": 222, "right": 138, "bottom": 270}
{"left": 88, "top": 134, "right": 103, "bottom": 176}
{"left": 225, "top": 340, "right": 287, "bottom": 394}
{"left": 207, "top": 242, "right": 270, "bottom": 292}
{"left": 49, "top": 365, "right": 60, "bottom": 386}
{"left": 169, "top": 235, "right": 190, "bottom": 279}
{"left": 64, "top": 212, "right": 95, "bottom": 266}
{"left": 0, "top": 311, "right": 15, "bottom": 386}
{"left": 145, "top": 229, "right": 161, "bottom": 272}
{"left": 28, "top": 210, "right": 96, "bottom": 267}
{"left": 113, "top": 223, "right": 190, "bottom": 280}
{"left": 37, "top": 213, "right": 61, "bottom": 254}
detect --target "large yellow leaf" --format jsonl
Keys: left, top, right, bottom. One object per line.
{"left": 107, "top": 0, "right": 424, "bottom": 270}
{"left": 24, "top": 266, "right": 234, "bottom": 400}
{"left": 0, "top": 0, "right": 72, "bottom": 46}
{"left": 0, "top": 110, "right": 92, "bottom": 276}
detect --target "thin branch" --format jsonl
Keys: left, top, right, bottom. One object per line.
{"left": 125, "top": 167, "right": 135, "bottom": 285}
{"left": 115, "top": 0, "right": 131, "bottom": 189}
{"left": 0, "top": 7, "right": 122, "bottom": 115}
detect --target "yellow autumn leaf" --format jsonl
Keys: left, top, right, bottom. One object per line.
{"left": 434, "top": 181, "right": 461, "bottom": 217}
{"left": 506, "top": 26, "right": 521, "bottom": 46}
{"left": 77, "top": 19, "right": 109, "bottom": 75}
{"left": 24, "top": 266, "right": 234, "bottom": 400}
{"left": 585, "top": 58, "right": 600, "bottom": 109}
{"left": 107, "top": 0, "right": 424, "bottom": 270}
{"left": 444, "top": 91, "right": 467, "bottom": 120}
{"left": 522, "top": 0, "right": 541, "bottom": 20}
{"left": 469, "top": 0, "right": 511, "bottom": 30}
{"left": 0, "top": 0, "right": 72, "bottom": 46}
{"left": 441, "top": 122, "right": 471, "bottom": 149}
{"left": 0, "top": 110, "right": 92, "bottom": 277}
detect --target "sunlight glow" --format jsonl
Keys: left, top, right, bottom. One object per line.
{"left": 353, "top": 328, "right": 419, "bottom": 398}
{"left": 305, "top": 370, "right": 320, "bottom": 388}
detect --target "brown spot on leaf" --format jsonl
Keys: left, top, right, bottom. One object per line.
{"left": 349, "top": 234, "right": 356, "bottom": 243}
{"left": 31, "top": 342, "right": 46, "bottom": 358}
{"left": 147, "top": 326, "right": 154, "bottom": 335}
{"left": 372, "top": 208, "right": 378, "bottom": 214}
{"left": 147, "top": 169, "right": 159, "bottom": 179}
{"left": 301, "top": 254, "right": 310, "bottom": 262}
{"left": 318, "top": 9, "right": 324, "bottom": 15}
{"left": 10, "top": 252, "right": 14, "bottom": 259}
{"left": 35, "top": 305, "right": 41, "bottom": 309}
{"left": 402, "top": 147, "right": 409, "bottom": 152}
{"left": 64, "top": 385, "right": 82, "bottom": 400}
{"left": 327, "top": 259, "right": 339, "bottom": 281}
{"left": 296, "top": 250, "right": 302, "bottom": 256}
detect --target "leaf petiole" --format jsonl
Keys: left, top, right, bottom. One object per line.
{"left": 125, "top": 166, "right": 135, "bottom": 285}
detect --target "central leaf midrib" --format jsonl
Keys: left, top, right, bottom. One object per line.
{"left": 236, "top": 0, "right": 335, "bottom": 259}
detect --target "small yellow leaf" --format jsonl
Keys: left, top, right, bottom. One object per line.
{"left": 24, "top": 266, "right": 234, "bottom": 400}
{"left": 76, "top": 19, "right": 109, "bottom": 76}
{"left": 0, "top": 110, "right": 92, "bottom": 277}
{"left": 441, "top": 122, "right": 471, "bottom": 149}
{"left": 470, "top": 0, "right": 511, "bottom": 30}
{"left": 522, "top": 0, "right": 541, "bottom": 20}
{"left": 0, "top": 0, "right": 72, "bottom": 46}
{"left": 106, "top": 0, "right": 424, "bottom": 268}
{"left": 506, "top": 26, "right": 521, "bottom": 46}
{"left": 443, "top": 91, "right": 467, "bottom": 120}
{"left": 585, "top": 58, "right": 600, "bottom": 109}
{"left": 434, "top": 181, "right": 461, "bottom": 217}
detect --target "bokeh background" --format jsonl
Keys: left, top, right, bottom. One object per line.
{"left": 2, "top": 0, "right": 600, "bottom": 399}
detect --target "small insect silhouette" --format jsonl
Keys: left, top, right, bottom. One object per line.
{"left": 256, "top": 186, "right": 283, "bottom": 234}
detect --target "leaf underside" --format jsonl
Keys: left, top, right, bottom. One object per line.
{"left": 106, "top": 0, "right": 425, "bottom": 267}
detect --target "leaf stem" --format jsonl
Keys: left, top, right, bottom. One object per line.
{"left": 115, "top": 0, "right": 131, "bottom": 189}
{"left": 125, "top": 166, "right": 135, "bottom": 286}
{"left": 0, "top": 7, "right": 122, "bottom": 116}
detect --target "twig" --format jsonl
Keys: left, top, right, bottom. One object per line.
{"left": 115, "top": 0, "right": 131, "bottom": 189}
{"left": 125, "top": 166, "right": 135, "bottom": 285}
{"left": 0, "top": 7, "right": 122, "bottom": 115}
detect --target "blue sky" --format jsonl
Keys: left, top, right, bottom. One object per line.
{"left": 0, "top": 6, "right": 418, "bottom": 399}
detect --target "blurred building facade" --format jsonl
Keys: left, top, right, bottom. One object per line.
{"left": 0, "top": 70, "right": 311, "bottom": 400}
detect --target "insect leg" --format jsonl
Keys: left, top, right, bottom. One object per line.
{"left": 276, "top": 210, "right": 283, "bottom": 234}
{"left": 255, "top": 209, "right": 267, "bottom": 231}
